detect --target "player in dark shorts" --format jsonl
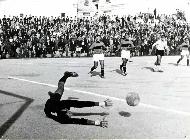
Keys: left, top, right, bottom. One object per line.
{"left": 177, "top": 37, "right": 190, "bottom": 66}
{"left": 44, "top": 71, "right": 113, "bottom": 127}
{"left": 89, "top": 35, "right": 106, "bottom": 78}
{"left": 118, "top": 37, "right": 135, "bottom": 75}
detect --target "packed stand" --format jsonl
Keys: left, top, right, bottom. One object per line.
{"left": 0, "top": 10, "right": 190, "bottom": 59}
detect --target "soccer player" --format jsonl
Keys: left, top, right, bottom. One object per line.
{"left": 177, "top": 37, "right": 190, "bottom": 66}
{"left": 44, "top": 71, "right": 113, "bottom": 128}
{"left": 118, "top": 36, "right": 135, "bottom": 75}
{"left": 89, "top": 35, "right": 106, "bottom": 78}
{"left": 152, "top": 34, "right": 169, "bottom": 71}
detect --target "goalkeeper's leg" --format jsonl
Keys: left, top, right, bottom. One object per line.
{"left": 44, "top": 71, "right": 78, "bottom": 117}
{"left": 48, "top": 71, "right": 78, "bottom": 100}
{"left": 59, "top": 99, "right": 113, "bottom": 109}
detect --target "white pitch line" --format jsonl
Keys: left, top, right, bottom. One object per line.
{"left": 8, "top": 76, "right": 190, "bottom": 116}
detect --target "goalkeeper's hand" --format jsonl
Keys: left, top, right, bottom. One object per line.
{"left": 100, "top": 119, "right": 108, "bottom": 128}
{"left": 95, "top": 116, "right": 108, "bottom": 128}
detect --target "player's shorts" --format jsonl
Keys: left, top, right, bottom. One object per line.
{"left": 121, "top": 50, "right": 130, "bottom": 59}
{"left": 155, "top": 49, "right": 164, "bottom": 56}
{"left": 181, "top": 50, "right": 189, "bottom": 56}
{"left": 76, "top": 47, "right": 82, "bottom": 52}
{"left": 93, "top": 53, "right": 104, "bottom": 61}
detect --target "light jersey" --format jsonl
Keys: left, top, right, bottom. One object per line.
{"left": 153, "top": 40, "right": 167, "bottom": 50}
{"left": 90, "top": 41, "right": 106, "bottom": 54}
{"left": 180, "top": 42, "right": 190, "bottom": 51}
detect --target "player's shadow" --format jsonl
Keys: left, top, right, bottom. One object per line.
{"left": 67, "top": 97, "right": 79, "bottom": 100}
{"left": 168, "top": 63, "right": 178, "bottom": 66}
{"left": 111, "top": 69, "right": 123, "bottom": 75}
{"left": 119, "top": 111, "right": 131, "bottom": 117}
{"left": 90, "top": 71, "right": 101, "bottom": 77}
{"left": 143, "top": 67, "right": 154, "bottom": 72}
{"left": 47, "top": 111, "right": 108, "bottom": 126}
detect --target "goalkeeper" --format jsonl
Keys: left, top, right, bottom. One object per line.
{"left": 44, "top": 71, "right": 113, "bottom": 127}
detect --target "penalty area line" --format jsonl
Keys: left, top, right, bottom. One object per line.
{"left": 8, "top": 76, "right": 190, "bottom": 117}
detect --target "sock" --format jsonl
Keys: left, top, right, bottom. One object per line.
{"left": 123, "top": 66, "right": 126, "bottom": 73}
{"left": 101, "top": 68, "right": 104, "bottom": 76}
{"left": 87, "top": 120, "right": 96, "bottom": 125}
{"left": 99, "top": 102, "right": 105, "bottom": 107}
{"left": 54, "top": 81, "right": 65, "bottom": 98}
{"left": 59, "top": 76, "right": 68, "bottom": 83}
{"left": 94, "top": 120, "right": 101, "bottom": 126}
{"left": 187, "top": 59, "right": 189, "bottom": 66}
{"left": 120, "top": 64, "right": 123, "bottom": 71}
{"left": 91, "top": 66, "right": 95, "bottom": 72}
{"left": 177, "top": 59, "right": 181, "bottom": 64}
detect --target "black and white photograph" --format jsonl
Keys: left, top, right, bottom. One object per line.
{"left": 0, "top": 0, "right": 190, "bottom": 139}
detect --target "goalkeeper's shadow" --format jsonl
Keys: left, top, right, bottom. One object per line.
{"left": 47, "top": 112, "right": 108, "bottom": 126}
{"left": 49, "top": 115, "right": 91, "bottom": 125}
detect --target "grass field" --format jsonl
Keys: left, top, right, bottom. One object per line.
{"left": 0, "top": 56, "right": 190, "bottom": 139}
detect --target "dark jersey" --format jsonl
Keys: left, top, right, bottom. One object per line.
{"left": 121, "top": 43, "right": 132, "bottom": 48}
{"left": 119, "top": 40, "right": 135, "bottom": 51}
{"left": 90, "top": 41, "right": 106, "bottom": 54}
{"left": 180, "top": 42, "right": 190, "bottom": 51}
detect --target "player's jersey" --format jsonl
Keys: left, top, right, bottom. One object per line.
{"left": 152, "top": 40, "right": 167, "bottom": 50}
{"left": 180, "top": 42, "right": 190, "bottom": 51}
{"left": 90, "top": 42, "right": 106, "bottom": 54}
{"left": 120, "top": 40, "right": 134, "bottom": 51}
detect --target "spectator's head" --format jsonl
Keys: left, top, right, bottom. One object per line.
{"left": 122, "top": 33, "right": 129, "bottom": 41}
{"left": 9, "top": 37, "right": 13, "bottom": 42}
{"left": 161, "top": 34, "right": 165, "bottom": 41}
{"left": 184, "top": 37, "right": 189, "bottom": 44}
{"left": 95, "top": 35, "right": 101, "bottom": 42}
{"left": 143, "top": 38, "right": 147, "bottom": 44}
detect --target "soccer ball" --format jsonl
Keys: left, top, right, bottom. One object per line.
{"left": 126, "top": 92, "right": 140, "bottom": 106}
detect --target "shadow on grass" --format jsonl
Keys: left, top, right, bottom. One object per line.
{"left": 67, "top": 97, "right": 79, "bottom": 100}
{"left": 0, "top": 90, "right": 34, "bottom": 137}
{"left": 90, "top": 71, "right": 101, "bottom": 77}
{"left": 119, "top": 111, "right": 131, "bottom": 117}
{"left": 110, "top": 69, "right": 123, "bottom": 75}
{"left": 46, "top": 111, "right": 109, "bottom": 126}
{"left": 168, "top": 63, "right": 178, "bottom": 66}
{"left": 143, "top": 67, "right": 154, "bottom": 72}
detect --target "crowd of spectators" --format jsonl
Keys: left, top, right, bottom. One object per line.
{"left": 0, "top": 10, "right": 190, "bottom": 59}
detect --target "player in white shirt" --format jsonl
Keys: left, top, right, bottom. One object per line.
{"left": 152, "top": 34, "right": 169, "bottom": 71}
{"left": 177, "top": 37, "right": 190, "bottom": 66}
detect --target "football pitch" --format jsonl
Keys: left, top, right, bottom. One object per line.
{"left": 0, "top": 56, "right": 190, "bottom": 139}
